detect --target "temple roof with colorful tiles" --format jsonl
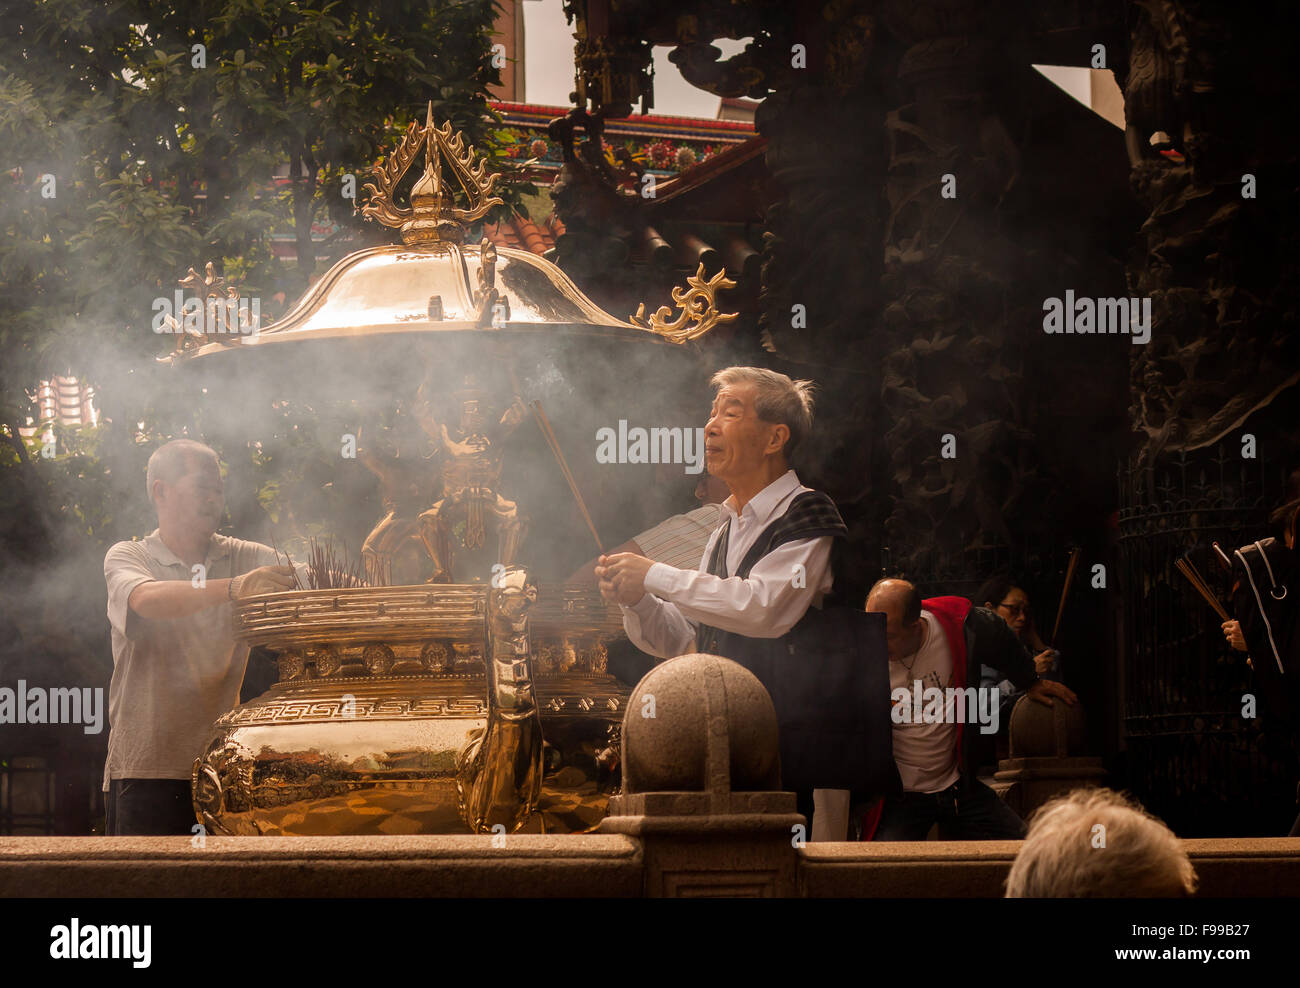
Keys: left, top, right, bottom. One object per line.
{"left": 492, "top": 100, "right": 757, "bottom": 180}
{"left": 483, "top": 101, "right": 764, "bottom": 262}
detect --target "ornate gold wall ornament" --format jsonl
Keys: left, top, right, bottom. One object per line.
{"left": 456, "top": 565, "right": 543, "bottom": 833}
{"left": 630, "top": 262, "right": 738, "bottom": 342}
{"left": 474, "top": 236, "right": 504, "bottom": 328}
{"left": 360, "top": 102, "right": 504, "bottom": 246}
{"left": 156, "top": 261, "right": 252, "bottom": 361}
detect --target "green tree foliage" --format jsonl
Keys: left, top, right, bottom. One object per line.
{"left": 0, "top": 0, "right": 519, "bottom": 664}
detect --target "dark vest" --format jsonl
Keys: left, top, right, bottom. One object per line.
{"left": 697, "top": 490, "right": 894, "bottom": 795}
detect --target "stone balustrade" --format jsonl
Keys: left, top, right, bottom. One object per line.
{"left": 2, "top": 835, "right": 1297, "bottom": 898}
{"left": 6, "top": 655, "right": 1295, "bottom": 898}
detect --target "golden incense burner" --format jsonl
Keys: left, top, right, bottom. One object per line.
{"left": 194, "top": 577, "right": 627, "bottom": 835}
{"left": 186, "top": 106, "right": 733, "bottom": 835}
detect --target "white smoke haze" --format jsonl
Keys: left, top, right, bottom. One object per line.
{"left": 0, "top": 0, "right": 819, "bottom": 839}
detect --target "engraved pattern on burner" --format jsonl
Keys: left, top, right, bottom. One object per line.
{"left": 228, "top": 694, "right": 489, "bottom": 723}
{"left": 224, "top": 688, "right": 624, "bottom": 724}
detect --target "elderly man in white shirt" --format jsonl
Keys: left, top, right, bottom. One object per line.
{"left": 597, "top": 368, "right": 834, "bottom": 649}
{"left": 102, "top": 439, "right": 303, "bottom": 835}
{"left": 597, "top": 366, "right": 865, "bottom": 831}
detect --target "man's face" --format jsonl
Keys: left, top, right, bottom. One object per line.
{"left": 868, "top": 597, "right": 924, "bottom": 663}
{"left": 704, "top": 384, "right": 782, "bottom": 483}
{"left": 156, "top": 454, "right": 224, "bottom": 539}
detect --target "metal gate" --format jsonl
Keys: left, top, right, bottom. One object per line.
{"left": 1118, "top": 440, "right": 1297, "bottom": 837}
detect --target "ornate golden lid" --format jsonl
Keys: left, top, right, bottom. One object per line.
{"left": 167, "top": 105, "right": 734, "bottom": 360}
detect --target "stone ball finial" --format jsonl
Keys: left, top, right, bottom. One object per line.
{"left": 622, "top": 653, "right": 781, "bottom": 794}
{"left": 1009, "top": 694, "right": 1087, "bottom": 758}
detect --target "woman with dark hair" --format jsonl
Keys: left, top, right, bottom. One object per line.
{"left": 972, "top": 575, "right": 1062, "bottom": 767}
{"left": 974, "top": 574, "right": 1060, "bottom": 678}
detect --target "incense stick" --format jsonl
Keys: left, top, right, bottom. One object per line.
{"left": 1050, "top": 548, "right": 1082, "bottom": 646}
{"left": 533, "top": 401, "right": 604, "bottom": 553}
{"left": 1211, "top": 542, "right": 1233, "bottom": 572}
{"left": 1176, "top": 557, "right": 1229, "bottom": 619}
{"left": 1175, "top": 557, "right": 1230, "bottom": 621}
{"left": 270, "top": 532, "right": 303, "bottom": 590}
{"left": 530, "top": 399, "right": 604, "bottom": 553}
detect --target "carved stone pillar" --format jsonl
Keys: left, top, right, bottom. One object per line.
{"left": 872, "top": 3, "right": 1038, "bottom": 578}
{"left": 745, "top": 3, "right": 891, "bottom": 593}
{"left": 1120, "top": 2, "right": 1300, "bottom": 468}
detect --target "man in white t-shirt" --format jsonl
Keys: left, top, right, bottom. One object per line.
{"left": 102, "top": 439, "right": 303, "bottom": 835}
{"left": 889, "top": 604, "right": 964, "bottom": 795}
{"left": 859, "top": 579, "right": 1076, "bottom": 840}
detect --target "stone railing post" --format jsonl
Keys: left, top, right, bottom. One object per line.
{"left": 993, "top": 696, "right": 1106, "bottom": 819}
{"left": 597, "top": 653, "right": 803, "bottom": 897}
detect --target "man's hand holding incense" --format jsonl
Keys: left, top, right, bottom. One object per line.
{"left": 1222, "top": 619, "right": 1248, "bottom": 652}
{"left": 596, "top": 552, "right": 655, "bottom": 607}
{"left": 1032, "top": 648, "right": 1058, "bottom": 675}
{"left": 230, "top": 564, "right": 298, "bottom": 599}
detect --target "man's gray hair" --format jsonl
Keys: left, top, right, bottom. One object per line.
{"left": 1005, "top": 788, "right": 1197, "bottom": 898}
{"left": 146, "top": 439, "right": 218, "bottom": 504}
{"left": 710, "top": 366, "right": 816, "bottom": 460}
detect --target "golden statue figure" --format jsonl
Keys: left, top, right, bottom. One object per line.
{"left": 358, "top": 406, "right": 443, "bottom": 586}
{"left": 418, "top": 374, "right": 527, "bottom": 583}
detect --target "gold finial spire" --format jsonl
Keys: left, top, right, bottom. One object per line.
{"left": 360, "top": 102, "right": 504, "bottom": 246}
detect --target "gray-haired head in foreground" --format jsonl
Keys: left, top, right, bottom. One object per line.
{"left": 1005, "top": 787, "right": 1197, "bottom": 898}
{"left": 709, "top": 366, "right": 816, "bottom": 460}
{"left": 146, "top": 439, "right": 219, "bottom": 504}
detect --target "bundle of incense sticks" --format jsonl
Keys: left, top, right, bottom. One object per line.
{"left": 1174, "top": 556, "right": 1230, "bottom": 621}
{"left": 530, "top": 399, "right": 604, "bottom": 553}
{"left": 305, "top": 537, "right": 369, "bottom": 591}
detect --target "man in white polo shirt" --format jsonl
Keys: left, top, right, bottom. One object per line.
{"left": 102, "top": 439, "right": 302, "bottom": 835}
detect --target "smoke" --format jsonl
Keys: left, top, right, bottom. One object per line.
{"left": 0, "top": 0, "right": 771, "bottom": 833}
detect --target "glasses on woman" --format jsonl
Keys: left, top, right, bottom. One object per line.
{"left": 998, "top": 601, "right": 1029, "bottom": 617}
